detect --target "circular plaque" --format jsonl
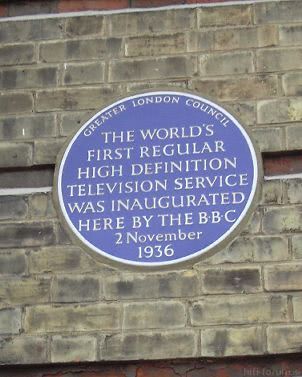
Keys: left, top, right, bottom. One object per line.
{"left": 54, "top": 90, "right": 261, "bottom": 267}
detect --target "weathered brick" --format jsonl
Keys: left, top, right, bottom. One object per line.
{"left": 292, "top": 235, "right": 302, "bottom": 259}
{"left": 282, "top": 72, "right": 302, "bottom": 96}
{"left": 51, "top": 335, "right": 97, "bottom": 363}
{"left": 51, "top": 275, "right": 101, "bottom": 303}
{"left": 0, "top": 114, "right": 56, "bottom": 140}
{"left": 0, "top": 44, "right": 35, "bottom": 66}
{"left": 228, "top": 102, "right": 255, "bottom": 126}
{"left": 29, "top": 193, "right": 56, "bottom": 219}
{"left": 198, "top": 237, "right": 253, "bottom": 265}
{"left": 257, "top": 48, "right": 302, "bottom": 72}
{"left": 267, "top": 325, "right": 302, "bottom": 354}
{"left": 0, "top": 196, "right": 27, "bottom": 220}
{"left": 214, "top": 25, "right": 278, "bottom": 50}
{"left": 109, "top": 57, "right": 196, "bottom": 82}
{"left": 293, "top": 296, "right": 302, "bottom": 321}
{"left": 257, "top": 98, "right": 302, "bottom": 124}
{"left": 39, "top": 38, "right": 122, "bottom": 62}
{"left": 264, "top": 263, "right": 302, "bottom": 291}
{"left": 105, "top": 9, "right": 195, "bottom": 36}
{"left": 200, "top": 326, "right": 263, "bottom": 357}
{"left": 280, "top": 25, "right": 302, "bottom": 47}
{"left": 0, "top": 250, "right": 27, "bottom": 275}
{"left": 54, "top": 222, "right": 72, "bottom": 245}
{"left": 287, "top": 124, "right": 302, "bottom": 150}
{"left": 34, "top": 139, "right": 66, "bottom": 165}
{"left": 190, "top": 76, "right": 277, "bottom": 102}
{"left": 252, "top": 236, "right": 289, "bottom": 262}
{"left": 60, "top": 111, "right": 93, "bottom": 136}
{"left": 199, "top": 52, "right": 254, "bottom": 76}
{"left": 0, "top": 67, "right": 57, "bottom": 90}
{"left": 0, "top": 308, "right": 22, "bottom": 335}
{"left": 0, "top": 142, "right": 32, "bottom": 167}
{"left": 286, "top": 179, "right": 302, "bottom": 204}
{"left": 25, "top": 303, "right": 121, "bottom": 333}
{"left": 0, "top": 222, "right": 56, "bottom": 248}
{"left": 124, "top": 302, "right": 186, "bottom": 330}
{"left": 261, "top": 180, "right": 283, "bottom": 205}
{"left": 190, "top": 295, "right": 288, "bottom": 325}
{"left": 36, "top": 86, "right": 117, "bottom": 112}
{"left": 0, "top": 278, "right": 50, "bottom": 305}
{"left": 0, "top": 168, "right": 53, "bottom": 189}
{"left": 63, "top": 62, "right": 105, "bottom": 85}
{"left": 201, "top": 267, "right": 261, "bottom": 294}
{"left": 198, "top": 5, "right": 252, "bottom": 27}
{"left": 125, "top": 33, "right": 186, "bottom": 57}
{"left": 252, "top": 127, "right": 284, "bottom": 152}
{"left": 242, "top": 209, "right": 262, "bottom": 235}
{"left": 65, "top": 15, "right": 104, "bottom": 38}
{"left": 255, "top": 1, "right": 302, "bottom": 24}
{"left": 29, "top": 246, "right": 110, "bottom": 274}
{"left": 101, "top": 330, "right": 198, "bottom": 360}
{"left": 207, "top": 235, "right": 287, "bottom": 265}
{"left": 0, "top": 93, "right": 33, "bottom": 115}
{"left": 104, "top": 270, "right": 199, "bottom": 300}
{"left": 188, "top": 31, "right": 214, "bottom": 52}
{"left": 0, "top": 336, "right": 48, "bottom": 364}
{"left": 263, "top": 206, "right": 302, "bottom": 233}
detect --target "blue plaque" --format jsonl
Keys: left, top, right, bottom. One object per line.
{"left": 54, "top": 91, "right": 261, "bottom": 267}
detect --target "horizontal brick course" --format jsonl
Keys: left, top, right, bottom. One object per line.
{"left": 199, "top": 51, "right": 254, "bottom": 76}
{"left": 0, "top": 114, "right": 56, "bottom": 140}
{"left": 263, "top": 206, "right": 302, "bottom": 233}
{"left": 0, "top": 142, "right": 32, "bottom": 167}
{"left": 0, "top": 278, "right": 50, "bottom": 305}
{"left": 190, "top": 295, "right": 288, "bottom": 325}
{"left": 36, "top": 87, "right": 118, "bottom": 111}
{"left": 0, "top": 44, "right": 35, "bottom": 66}
{"left": 201, "top": 326, "right": 263, "bottom": 357}
{"left": 0, "top": 93, "right": 33, "bottom": 116}
{"left": 51, "top": 335, "right": 97, "bottom": 363}
{"left": 257, "top": 48, "right": 302, "bottom": 73}
{"left": 0, "top": 250, "right": 27, "bottom": 275}
{"left": 264, "top": 264, "right": 302, "bottom": 291}
{"left": 200, "top": 266, "right": 261, "bottom": 294}
{"left": 197, "top": 5, "right": 252, "bottom": 27}
{"left": 109, "top": 56, "right": 196, "bottom": 82}
{"left": 0, "top": 196, "right": 28, "bottom": 220}
{"left": 0, "top": 66, "right": 58, "bottom": 90}
{"left": 123, "top": 302, "right": 186, "bottom": 329}
{"left": 25, "top": 303, "right": 121, "bottom": 333}
{"left": 51, "top": 275, "right": 101, "bottom": 302}
{"left": 105, "top": 9, "right": 195, "bottom": 36}
{"left": 190, "top": 76, "right": 277, "bottom": 101}
{"left": 0, "top": 308, "right": 22, "bottom": 335}
{"left": 63, "top": 62, "right": 105, "bottom": 86}
{"left": 0, "top": 19, "right": 63, "bottom": 43}
{"left": 101, "top": 330, "right": 198, "bottom": 360}
{"left": 255, "top": 1, "right": 302, "bottom": 24}
{"left": 39, "top": 38, "right": 122, "bottom": 62}
{"left": 103, "top": 270, "right": 199, "bottom": 299}
{"left": 0, "top": 335, "right": 48, "bottom": 364}
{"left": 0, "top": 221, "right": 56, "bottom": 248}
{"left": 125, "top": 33, "right": 186, "bottom": 57}
{"left": 267, "top": 325, "right": 302, "bottom": 354}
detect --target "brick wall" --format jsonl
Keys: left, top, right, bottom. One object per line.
{"left": 0, "top": 0, "right": 302, "bottom": 366}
